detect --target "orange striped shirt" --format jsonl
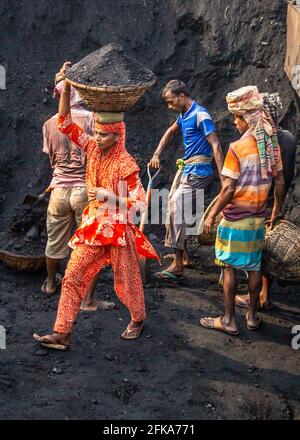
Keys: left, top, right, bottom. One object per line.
{"left": 222, "top": 133, "right": 283, "bottom": 221}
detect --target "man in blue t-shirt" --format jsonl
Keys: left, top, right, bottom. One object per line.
{"left": 149, "top": 80, "right": 224, "bottom": 279}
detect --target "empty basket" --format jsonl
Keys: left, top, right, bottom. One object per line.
{"left": 0, "top": 249, "right": 46, "bottom": 272}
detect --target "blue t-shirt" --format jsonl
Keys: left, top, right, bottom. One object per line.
{"left": 176, "top": 101, "right": 216, "bottom": 177}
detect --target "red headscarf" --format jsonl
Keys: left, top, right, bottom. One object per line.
{"left": 86, "top": 120, "right": 139, "bottom": 198}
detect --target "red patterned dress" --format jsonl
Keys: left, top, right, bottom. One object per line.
{"left": 52, "top": 113, "right": 158, "bottom": 334}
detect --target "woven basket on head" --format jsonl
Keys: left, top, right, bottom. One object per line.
{"left": 262, "top": 220, "right": 300, "bottom": 282}
{"left": 0, "top": 249, "right": 46, "bottom": 272}
{"left": 65, "top": 78, "right": 156, "bottom": 112}
{"left": 197, "top": 196, "right": 223, "bottom": 246}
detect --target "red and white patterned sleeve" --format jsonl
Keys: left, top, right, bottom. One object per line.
{"left": 125, "top": 172, "right": 147, "bottom": 213}
{"left": 57, "top": 113, "right": 93, "bottom": 152}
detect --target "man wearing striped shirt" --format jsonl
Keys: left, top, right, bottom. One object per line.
{"left": 200, "top": 86, "right": 285, "bottom": 336}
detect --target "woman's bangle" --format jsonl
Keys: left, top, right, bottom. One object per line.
{"left": 63, "top": 87, "right": 71, "bottom": 94}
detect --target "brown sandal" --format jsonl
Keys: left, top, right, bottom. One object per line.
{"left": 200, "top": 316, "right": 239, "bottom": 336}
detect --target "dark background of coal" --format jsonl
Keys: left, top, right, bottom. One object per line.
{"left": 0, "top": 0, "right": 299, "bottom": 237}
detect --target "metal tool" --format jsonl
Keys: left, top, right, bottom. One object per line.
{"left": 23, "top": 186, "right": 52, "bottom": 206}
{"left": 139, "top": 164, "right": 161, "bottom": 285}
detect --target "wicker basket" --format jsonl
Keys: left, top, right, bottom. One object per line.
{"left": 0, "top": 249, "right": 46, "bottom": 272}
{"left": 65, "top": 78, "right": 156, "bottom": 112}
{"left": 197, "top": 197, "right": 223, "bottom": 246}
{"left": 262, "top": 220, "right": 300, "bottom": 281}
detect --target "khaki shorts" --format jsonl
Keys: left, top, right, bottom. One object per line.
{"left": 46, "top": 187, "right": 88, "bottom": 259}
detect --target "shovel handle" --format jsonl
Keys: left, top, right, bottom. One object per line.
{"left": 147, "top": 164, "right": 162, "bottom": 189}
{"left": 36, "top": 186, "right": 52, "bottom": 202}
{"left": 139, "top": 165, "right": 162, "bottom": 233}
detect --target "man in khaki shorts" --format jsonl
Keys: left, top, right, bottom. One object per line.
{"left": 42, "top": 76, "right": 115, "bottom": 311}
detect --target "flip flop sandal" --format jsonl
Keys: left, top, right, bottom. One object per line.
{"left": 200, "top": 316, "right": 239, "bottom": 336}
{"left": 155, "top": 270, "right": 184, "bottom": 281}
{"left": 33, "top": 333, "right": 69, "bottom": 351}
{"left": 80, "top": 299, "right": 116, "bottom": 312}
{"left": 41, "top": 273, "right": 62, "bottom": 295}
{"left": 246, "top": 312, "right": 262, "bottom": 331}
{"left": 121, "top": 323, "right": 144, "bottom": 340}
{"left": 235, "top": 295, "right": 250, "bottom": 309}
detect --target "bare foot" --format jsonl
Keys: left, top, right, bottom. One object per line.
{"left": 245, "top": 312, "right": 262, "bottom": 330}
{"left": 163, "top": 252, "right": 190, "bottom": 267}
{"left": 80, "top": 299, "right": 116, "bottom": 312}
{"left": 183, "top": 250, "right": 190, "bottom": 267}
{"left": 236, "top": 294, "right": 272, "bottom": 310}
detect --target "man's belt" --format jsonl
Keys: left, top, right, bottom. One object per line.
{"left": 176, "top": 155, "right": 212, "bottom": 171}
{"left": 169, "top": 155, "right": 212, "bottom": 197}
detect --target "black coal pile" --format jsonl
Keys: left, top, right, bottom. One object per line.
{"left": 66, "top": 43, "right": 155, "bottom": 87}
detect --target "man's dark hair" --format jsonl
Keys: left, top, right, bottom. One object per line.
{"left": 162, "top": 80, "right": 190, "bottom": 98}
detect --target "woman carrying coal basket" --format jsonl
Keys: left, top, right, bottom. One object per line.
{"left": 33, "top": 62, "right": 159, "bottom": 350}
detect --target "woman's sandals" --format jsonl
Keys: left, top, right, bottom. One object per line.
{"left": 33, "top": 333, "right": 70, "bottom": 351}
{"left": 121, "top": 322, "right": 144, "bottom": 340}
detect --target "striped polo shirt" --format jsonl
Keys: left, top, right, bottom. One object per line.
{"left": 222, "top": 132, "right": 283, "bottom": 221}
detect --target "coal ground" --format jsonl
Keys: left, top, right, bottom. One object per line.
{"left": 0, "top": 0, "right": 300, "bottom": 420}
{"left": 0, "top": 240, "right": 299, "bottom": 420}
